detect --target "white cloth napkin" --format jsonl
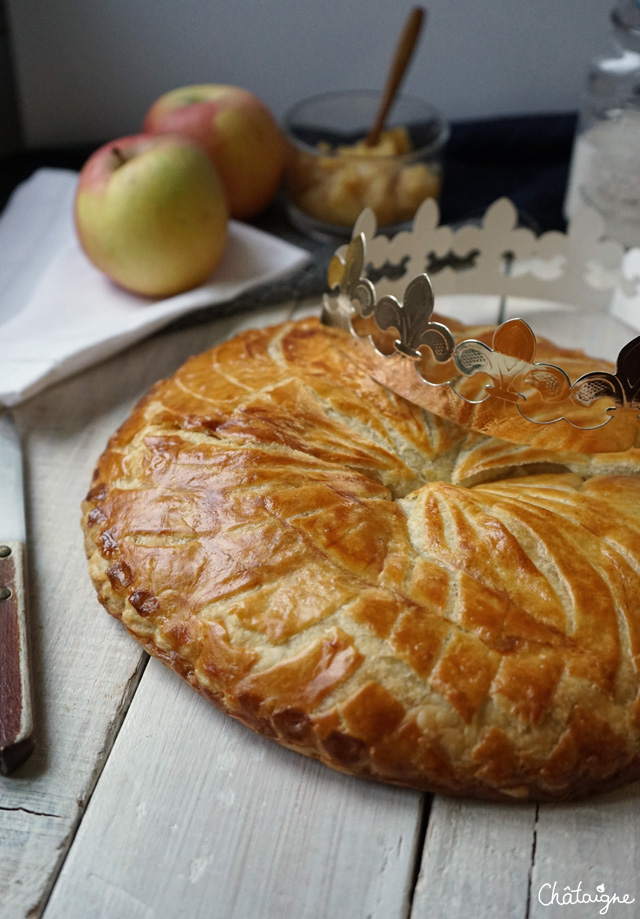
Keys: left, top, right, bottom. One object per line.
{"left": 0, "top": 168, "right": 311, "bottom": 406}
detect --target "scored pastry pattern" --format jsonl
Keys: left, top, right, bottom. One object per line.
{"left": 82, "top": 318, "right": 640, "bottom": 801}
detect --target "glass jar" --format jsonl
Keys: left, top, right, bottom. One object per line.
{"left": 282, "top": 90, "right": 449, "bottom": 243}
{"left": 564, "top": 0, "right": 640, "bottom": 247}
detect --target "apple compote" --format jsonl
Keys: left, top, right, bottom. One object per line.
{"left": 286, "top": 125, "right": 442, "bottom": 229}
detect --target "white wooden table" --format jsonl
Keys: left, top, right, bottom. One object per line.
{"left": 1, "top": 291, "right": 639, "bottom": 919}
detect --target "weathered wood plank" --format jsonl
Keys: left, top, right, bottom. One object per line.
{"left": 43, "top": 657, "right": 424, "bottom": 919}
{"left": 0, "top": 302, "right": 298, "bottom": 919}
{"left": 411, "top": 797, "right": 537, "bottom": 919}
{"left": 529, "top": 784, "right": 640, "bottom": 918}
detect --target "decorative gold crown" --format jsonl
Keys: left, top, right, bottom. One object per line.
{"left": 321, "top": 200, "right": 640, "bottom": 454}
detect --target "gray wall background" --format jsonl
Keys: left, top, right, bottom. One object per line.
{"left": 6, "top": 0, "right": 613, "bottom": 149}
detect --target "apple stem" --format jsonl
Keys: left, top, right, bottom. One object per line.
{"left": 112, "top": 146, "right": 127, "bottom": 168}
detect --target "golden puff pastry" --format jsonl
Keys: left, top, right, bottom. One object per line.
{"left": 82, "top": 317, "right": 640, "bottom": 801}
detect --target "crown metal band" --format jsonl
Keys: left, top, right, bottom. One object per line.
{"left": 321, "top": 231, "right": 640, "bottom": 454}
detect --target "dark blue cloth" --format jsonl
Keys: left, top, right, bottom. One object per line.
{"left": 440, "top": 112, "right": 577, "bottom": 233}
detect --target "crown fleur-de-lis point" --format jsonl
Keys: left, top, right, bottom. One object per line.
{"left": 454, "top": 319, "right": 533, "bottom": 401}
{"left": 453, "top": 319, "right": 571, "bottom": 406}
{"left": 373, "top": 274, "right": 455, "bottom": 362}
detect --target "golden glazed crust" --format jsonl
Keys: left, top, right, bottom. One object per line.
{"left": 82, "top": 317, "right": 640, "bottom": 801}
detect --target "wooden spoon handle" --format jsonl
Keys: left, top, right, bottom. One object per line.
{"left": 365, "top": 6, "right": 427, "bottom": 147}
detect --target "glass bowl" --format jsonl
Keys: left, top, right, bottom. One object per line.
{"left": 282, "top": 89, "right": 449, "bottom": 243}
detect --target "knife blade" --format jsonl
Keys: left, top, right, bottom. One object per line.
{"left": 0, "top": 412, "right": 35, "bottom": 774}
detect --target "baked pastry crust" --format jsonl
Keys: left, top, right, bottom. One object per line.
{"left": 82, "top": 317, "right": 640, "bottom": 801}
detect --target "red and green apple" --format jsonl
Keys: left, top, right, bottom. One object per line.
{"left": 75, "top": 133, "right": 229, "bottom": 298}
{"left": 143, "top": 84, "right": 287, "bottom": 220}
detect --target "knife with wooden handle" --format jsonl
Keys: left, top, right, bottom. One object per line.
{"left": 0, "top": 412, "right": 35, "bottom": 774}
